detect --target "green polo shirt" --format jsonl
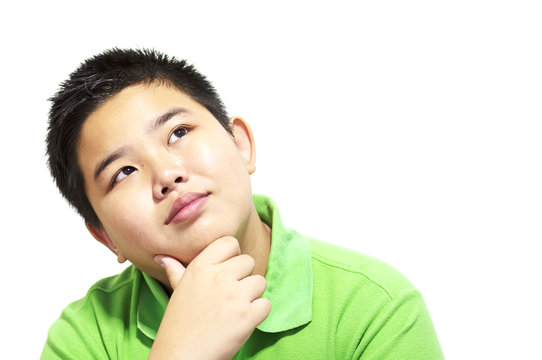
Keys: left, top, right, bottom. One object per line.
{"left": 42, "top": 195, "right": 444, "bottom": 359}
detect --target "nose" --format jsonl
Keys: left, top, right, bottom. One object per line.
{"left": 160, "top": 176, "right": 183, "bottom": 195}
{"left": 152, "top": 157, "right": 187, "bottom": 199}
{"left": 154, "top": 172, "right": 185, "bottom": 199}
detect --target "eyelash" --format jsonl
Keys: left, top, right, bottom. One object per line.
{"left": 110, "top": 166, "right": 136, "bottom": 189}
{"left": 168, "top": 125, "right": 191, "bottom": 145}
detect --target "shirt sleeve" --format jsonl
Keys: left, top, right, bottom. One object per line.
{"left": 41, "top": 304, "right": 111, "bottom": 360}
{"left": 352, "top": 289, "right": 444, "bottom": 360}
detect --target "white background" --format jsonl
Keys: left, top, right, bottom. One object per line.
{"left": 1, "top": 1, "right": 541, "bottom": 358}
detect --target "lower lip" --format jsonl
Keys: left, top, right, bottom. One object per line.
{"left": 169, "top": 194, "right": 209, "bottom": 225}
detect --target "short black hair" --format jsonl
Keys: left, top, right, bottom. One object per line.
{"left": 46, "top": 48, "right": 231, "bottom": 228}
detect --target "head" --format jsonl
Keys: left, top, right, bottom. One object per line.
{"left": 47, "top": 48, "right": 232, "bottom": 229}
{"left": 47, "top": 49, "right": 259, "bottom": 283}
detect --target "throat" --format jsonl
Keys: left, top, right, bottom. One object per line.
{"left": 240, "top": 217, "right": 272, "bottom": 277}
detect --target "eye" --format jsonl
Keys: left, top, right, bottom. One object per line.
{"left": 111, "top": 166, "right": 136, "bottom": 187}
{"left": 168, "top": 127, "right": 189, "bottom": 145}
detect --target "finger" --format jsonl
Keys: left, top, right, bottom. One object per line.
{"left": 250, "top": 297, "right": 271, "bottom": 327}
{"left": 193, "top": 236, "right": 241, "bottom": 266}
{"left": 221, "top": 254, "right": 255, "bottom": 280}
{"left": 238, "top": 274, "right": 267, "bottom": 301}
{"left": 154, "top": 255, "right": 186, "bottom": 290}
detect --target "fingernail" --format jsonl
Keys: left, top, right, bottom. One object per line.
{"left": 154, "top": 255, "right": 165, "bottom": 267}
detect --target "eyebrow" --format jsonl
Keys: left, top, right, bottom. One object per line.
{"left": 93, "top": 146, "right": 133, "bottom": 182}
{"left": 148, "top": 107, "right": 189, "bottom": 133}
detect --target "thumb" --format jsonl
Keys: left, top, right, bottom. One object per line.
{"left": 154, "top": 255, "right": 186, "bottom": 290}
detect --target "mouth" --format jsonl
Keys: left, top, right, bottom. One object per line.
{"left": 166, "top": 192, "right": 210, "bottom": 225}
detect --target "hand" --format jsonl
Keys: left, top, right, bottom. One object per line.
{"left": 148, "top": 236, "right": 271, "bottom": 360}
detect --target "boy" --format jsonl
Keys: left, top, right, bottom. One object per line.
{"left": 42, "top": 48, "right": 444, "bottom": 359}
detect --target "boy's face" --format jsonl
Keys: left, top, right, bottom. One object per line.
{"left": 77, "top": 83, "right": 256, "bottom": 283}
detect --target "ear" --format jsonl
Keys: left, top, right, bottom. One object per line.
{"left": 86, "top": 223, "right": 127, "bottom": 263}
{"left": 230, "top": 117, "right": 256, "bottom": 174}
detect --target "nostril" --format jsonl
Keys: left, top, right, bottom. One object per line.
{"left": 175, "top": 177, "right": 182, "bottom": 183}
{"left": 161, "top": 187, "right": 168, "bottom": 195}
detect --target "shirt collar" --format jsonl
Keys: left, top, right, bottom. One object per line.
{"left": 253, "top": 194, "right": 313, "bottom": 333}
{"left": 137, "top": 271, "right": 168, "bottom": 340}
{"left": 136, "top": 194, "right": 313, "bottom": 339}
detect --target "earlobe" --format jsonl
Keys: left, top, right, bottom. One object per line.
{"left": 230, "top": 117, "right": 256, "bottom": 174}
{"left": 86, "top": 223, "right": 127, "bottom": 263}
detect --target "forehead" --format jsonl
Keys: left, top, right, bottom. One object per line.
{"left": 80, "top": 83, "right": 212, "bottom": 142}
{"left": 89, "top": 83, "right": 207, "bottom": 124}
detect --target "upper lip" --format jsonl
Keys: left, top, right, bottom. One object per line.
{"left": 166, "top": 192, "right": 208, "bottom": 225}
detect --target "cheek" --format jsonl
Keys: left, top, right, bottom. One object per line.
{"left": 190, "top": 136, "right": 247, "bottom": 182}
{"left": 100, "top": 193, "right": 155, "bottom": 247}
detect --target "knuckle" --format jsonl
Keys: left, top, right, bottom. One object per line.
{"left": 187, "top": 259, "right": 204, "bottom": 274}
{"left": 256, "top": 275, "right": 268, "bottom": 292}
{"left": 262, "top": 298, "right": 272, "bottom": 313}
{"left": 252, "top": 274, "right": 265, "bottom": 282}
{"left": 240, "top": 254, "right": 255, "bottom": 268}
{"left": 214, "top": 270, "right": 228, "bottom": 283}
{"left": 256, "top": 297, "right": 271, "bottom": 314}
{"left": 251, "top": 274, "right": 266, "bottom": 287}
{"left": 220, "top": 236, "right": 240, "bottom": 254}
{"left": 259, "top": 296, "right": 271, "bottom": 307}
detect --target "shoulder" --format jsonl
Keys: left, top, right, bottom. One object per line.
{"left": 307, "top": 237, "right": 416, "bottom": 300}
{"left": 46, "top": 265, "right": 142, "bottom": 340}
{"left": 42, "top": 266, "right": 142, "bottom": 359}
{"left": 64, "top": 265, "right": 139, "bottom": 313}
{"left": 300, "top": 237, "right": 445, "bottom": 358}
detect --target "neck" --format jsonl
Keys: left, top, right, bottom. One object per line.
{"left": 237, "top": 205, "right": 272, "bottom": 277}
